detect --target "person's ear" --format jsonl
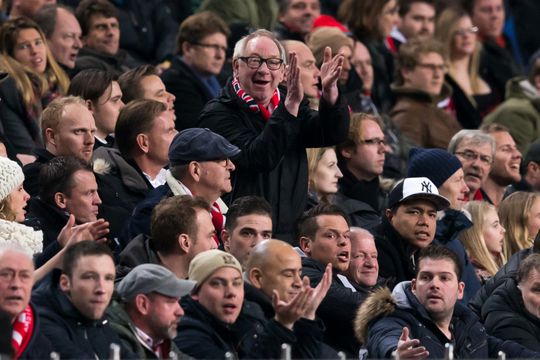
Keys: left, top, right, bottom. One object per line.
{"left": 385, "top": 208, "right": 393, "bottom": 221}
{"left": 44, "top": 128, "right": 56, "bottom": 146}
{"left": 178, "top": 233, "right": 191, "bottom": 253}
{"left": 136, "top": 134, "right": 149, "bottom": 154}
{"left": 86, "top": 99, "right": 94, "bottom": 112}
{"left": 232, "top": 58, "right": 240, "bottom": 78}
{"left": 221, "top": 229, "right": 231, "bottom": 251}
{"left": 248, "top": 267, "right": 263, "bottom": 288}
{"left": 457, "top": 281, "right": 465, "bottom": 300}
{"left": 54, "top": 192, "right": 67, "bottom": 209}
{"left": 59, "top": 274, "right": 71, "bottom": 293}
{"left": 135, "top": 294, "right": 151, "bottom": 315}
{"left": 188, "top": 161, "right": 201, "bottom": 181}
{"left": 411, "top": 278, "right": 417, "bottom": 294}
{"left": 340, "top": 147, "right": 353, "bottom": 160}
{"left": 299, "top": 236, "right": 312, "bottom": 255}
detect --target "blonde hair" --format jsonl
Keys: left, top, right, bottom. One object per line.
{"left": 306, "top": 147, "right": 337, "bottom": 204}
{"left": 499, "top": 192, "right": 539, "bottom": 258}
{"left": 461, "top": 201, "right": 505, "bottom": 276}
{"left": 0, "top": 195, "right": 17, "bottom": 222}
{"left": 435, "top": 7, "right": 483, "bottom": 94}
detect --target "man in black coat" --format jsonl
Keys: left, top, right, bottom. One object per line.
{"left": 199, "top": 29, "right": 349, "bottom": 243}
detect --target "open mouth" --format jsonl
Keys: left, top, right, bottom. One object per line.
{"left": 223, "top": 303, "right": 237, "bottom": 314}
{"left": 337, "top": 251, "right": 349, "bottom": 262}
{"left": 253, "top": 79, "right": 270, "bottom": 86}
{"left": 415, "top": 231, "right": 431, "bottom": 240}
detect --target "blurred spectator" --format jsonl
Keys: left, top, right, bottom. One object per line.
{"left": 461, "top": 201, "right": 505, "bottom": 283}
{"left": 481, "top": 123, "right": 522, "bottom": 206}
{"left": 117, "top": 196, "right": 216, "bottom": 281}
{"left": 8, "top": 0, "right": 54, "bottom": 18}
{"left": 436, "top": 7, "right": 493, "bottom": 129}
{"left": 390, "top": 38, "right": 462, "bottom": 149}
{"left": 221, "top": 196, "right": 272, "bottom": 268}
{"left": 33, "top": 4, "right": 82, "bottom": 77}
{"left": 335, "top": 113, "right": 387, "bottom": 230}
{"left": 107, "top": 264, "right": 195, "bottom": 358}
{"left": 482, "top": 59, "right": 540, "bottom": 155}
{"left": 499, "top": 191, "right": 540, "bottom": 259}
{"left": 199, "top": 29, "right": 349, "bottom": 243}
{"left": 508, "top": 139, "right": 540, "bottom": 194}
{"left": 391, "top": 0, "right": 436, "bottom": 46}
{"left": 448, "top": 129, "right": 496, "bottom": 201}
{"left": 346, "top": 39, "right": 377, "bottom": 113}
{"left": 198, "top": 0, "right": 278, "bottom": 30}
{"left": 68, "top": 69, "right": 124, "bottom": 150}
{"left": 161, "top": 11, "right": 229, "bottom": 130}
{"left": 338, "top": 0, "right": 399, "bottom": 112}
{"left": 75, "top": 0, "right": 134, "bottom": 77}
{"left": 306, "top": 147, "right": 342, "bottom": 207}
{"left": 0, "top": 17, "right": 69, "bottom": 164}
{"left": 275, "top": 0, "right": 321, "bottom": 42}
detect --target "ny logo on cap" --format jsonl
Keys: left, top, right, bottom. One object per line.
{"left": 222, "top": 254, "right": 236, "bottom": 265}
{"left": 421, "top": 181, "right": 432, "bottom": 193}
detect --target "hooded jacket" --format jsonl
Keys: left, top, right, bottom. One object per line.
{"left": 17, "top": 303, "right": 54, "bottom": 360}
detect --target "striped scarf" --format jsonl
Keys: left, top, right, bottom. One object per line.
{"left": 12, "top": 305, "right": 34, "bottom": 359}
{"left": 232, "top": 77, "right": 280, "bottom": 120}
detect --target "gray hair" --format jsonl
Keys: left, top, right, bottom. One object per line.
{"left": 232, "top": 29, "right": 287, "bottom": 63}
{"left": 448, "top": 129, "right": 496, "bottom": 158}
{"left": 0, "top": 243, "right": 33, "bottom": 263}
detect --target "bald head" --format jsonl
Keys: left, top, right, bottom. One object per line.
{"left": 344, "top": 227, "right": 379, "bottom": 287}
{"left": 282, "top": 40, "right": 320, "bottom": 99}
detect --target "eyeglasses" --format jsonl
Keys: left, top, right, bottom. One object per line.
{"left": 455, "top": 150, "right": 493, "bottom": 166}
{"left": 454, "top": 26, "right": 479, "bottom": 37}
{"left": 359, "top": 137, "right": 387, "bottom": 147}
{"left": 192, "top": 42, "right": 227, "bottom": 53}
{"left": 238, "top": 56, "right": 284, "bottom": 70}
{"left": 213, "top": 158, "right": 232, "bottom": 167}
{"left": 416, "top": 63, "right": 448, "bottom": 73}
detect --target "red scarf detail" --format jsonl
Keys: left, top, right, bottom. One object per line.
{"left": 12, "top": 305, "right": 34, "bottom": 359}
{"left": 211, "top": 201, "right": 224, "bottom": 247}
{"left": 232, "top": 77, "right": 280, "bottom": 121}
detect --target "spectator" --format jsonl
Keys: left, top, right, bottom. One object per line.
{"left": 8, "top": 0, "right": 54, "bottom": 18}
{"left": 448, "top": 129, "right": 496, "bottom": 201}
{"left": 75, "top": 0, "right": 133, "bottom": 77}
{"left": 177, "top": 249, "right": 331, "bottom": 358}
{"left": 298, "top": 203, "right": 367, "bottom": 356}
{"left": 508, "top": 139, "right": 540, "bottom": 194}
{"left": 0, "top": 244, "right": 53, "bottom": 359}
{"left": 499, "top": 192, "right": 540, "bottom": 259}
{"left": 335, "top": 113, "right": 387, "bottom": 230}
{"left": 198, "top": 0, "right": 278, "bottom": 31}
{"left": 33, "top": 241, "right": 134, "bottom": 359}
{"left": 275, "top": 0, "right": 320, "bottom": 42}
{"left": 33, "top": 4, "right": 82, "bottom": 77}
{"left": 435, "top": 6, "right": 493, "bottom": 129}
{"left": 117, "top": 195, "right": 216, "bottom": 280}
{"left": 68, "top": 69, "right": 124, "bottom": 150}
{"left": 221, "top": 196, "right": 272, "bottom": 268}
{"left": 481, "top": 253, "right": 540, "bottom": 351}
{"left": 461, "top": 201, "right": 505, "bottom": 283}
{"left": 373, "top": 177, "right": 449, "bottom": 285}
{"left": 356, "top": 245, "right": 540, "bottom": 359}
{"left": 199, "top": 29, "right": 349, "bottom": 243}
{"left": 391, "top": 0, "right": 435, "bottom": 46}
{"left": 481, "top": 123, "right": 522, "bottom": 206}
{"left": 306, "top": 147, "right": 342, "bottom": 207}
{"left": 482, "top": 59, "right": 540, "bottom": 155}
{"left": 0, "top": 17, "right": 69, "bottom": 164}
{"left": 107, "top": 264, "right": 195, "bottom": 358}
{"left": 128, "top": 128, "right": 239, "bottom": 244}
{"left": 390, "top": 38, "right": 462, "bottom": 149}
{"left": 346, "top": 39, "right": 377, "bottom": 113}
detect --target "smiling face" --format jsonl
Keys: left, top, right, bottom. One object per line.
{"left": 0, "top": 250, "right": 33, "bottom": 321}
{"left": 345, "top": 230, "right": 379, "bottom": 287}
{"left": 488, "top": 131, "right": 522, "bottom": 185}
{"left": 234, "top": 36, "right": 285, "bottom": 107}
{"left": 387, "top": 199, "right": 438, "bottom": 249}
{"left": 13, "top": 28, "right": 47, "bottom": 73}
{"left": 439, "top": 168, "right": 469, "bottom": 211}
{"left": 83, "top": 14, "right": 119, "bottom": 55}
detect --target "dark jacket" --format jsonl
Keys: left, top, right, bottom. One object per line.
{"left": 481, "top": 278, "right": 540, "bottom": 351}
{"left": 75, "top": 47, "right": 133, "bottom": 78}
{"left": 18, "top": 303, "right": 55, "bottom": 360}
{"left": 116, "top": 234, "right": 161, "bottom": 281}
{"left": 445, "top": 74, "right": 483, "bottom": 129}
{"left": 357, "top": 282, "right": 540, "bottom": 359}
{"left": 301, "top": 256, "right": 367, "bottom": 357}
{"left": 128, "top": 184, "right": 173, "bottom": 240}
{"left": 274, "top": 21, "right": 305, "bottom": 42}
{"left": 199, "top": 81, "right": 349, "bottom": 243}
{"left": 32, "top": 273, "right": 135, "bottom": 359}
{"left": 22, "top": 148, "right": 55, "bottom": 197}
{"left": 176, "top": 296, "right": 309, "bottom": 359}
{"left": 161, "top": 56, "right": 220, "bottom": 130}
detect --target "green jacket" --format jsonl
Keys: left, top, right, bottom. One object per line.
{"left": 482, "top": 77, "right": 540, "bottom": 154}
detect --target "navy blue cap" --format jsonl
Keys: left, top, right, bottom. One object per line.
{"left": 407, "top": 148, "right": 462, "bottom": 188}
{"left": 168, "top": 128, "right": 241, "bottom": 166}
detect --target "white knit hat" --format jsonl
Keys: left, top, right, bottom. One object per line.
{"left": 0, "top": 157, "right": 24, "bottom": 201}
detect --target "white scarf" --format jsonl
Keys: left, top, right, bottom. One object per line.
{"left": 0, "top": 218, "right": 43, "bottom": 254}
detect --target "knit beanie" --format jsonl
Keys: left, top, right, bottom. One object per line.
{"left": 189, "top": 250, "right": 242, "bottom": 288}
{"left": 0, "top": 157, "right": 24, "bottom": 202}
{"left": 306, "top": 26, "right": 353, "bottom": 68}
{"left": 407, "top": 148, "right": 462, "bottom": 188}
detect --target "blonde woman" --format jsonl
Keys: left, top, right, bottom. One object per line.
{"left": 306, "top": 147, "right": 343, "bottom": 207}
{"left": 499, "top": 191, "right": 540, "bottom": 258}
{"left": 461, "top": 201, "right": 505, "bottom": 283}
{"left": 0, "top": 17, "right": 69, "bottom": 164}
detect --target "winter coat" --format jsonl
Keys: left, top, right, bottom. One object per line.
{"left": 18, "top": 303, "right": 54, "bottom": 360}
{"left": 445, "top": 74, "right": 483, "bottom": 129}
{"left": 75, "top": 47, "right": 134, "bottom": 78}
{"left": 116, "top": 234, "right": 161, "bottom": 281}
{"left": 482, "top": 77, "right": 540, "bottom": 155}
{"left": 355, "top": 282, "right": 540, "bottom": 359}
{"left": 481, "top": 278, "right": 540, "bottom": 351}
{"left": 199, "top": 81, "right": 349, "bottom": 243}
{"left": 175, "top": 296, "right": 307, "bottom": 359}
{"left": 390, "top": 85, "right": 462, "bottom": 149}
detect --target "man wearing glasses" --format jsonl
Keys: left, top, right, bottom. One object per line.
{"left": 199, "top": 29, "right": 348, "bottom": 244}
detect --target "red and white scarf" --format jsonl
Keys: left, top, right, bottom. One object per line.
{"left": 12, "top": 305, "right": 34, "bottom": 359}
{"left": 232, "top": 77, "right": 280, "bottom": 121}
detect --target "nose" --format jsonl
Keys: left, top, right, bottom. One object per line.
{"left": 94, "top": 193, "right": 102, "bottom": 206}
{"left": 74, "top": 36, "right": 82, "bottom": 49}
{"left": 461, "top": 179, "right": 470, "bottom": 194}
{"left": 342, "top": 58, "right": 351, "bottom": 72}
{"left": 314, "top": 66, "right": 321, "bottom": 79}
{"left": 23, "top": 189, "right": 30, "bottom": 202}
{"left": 292, "top": 273, "right": 303, "bottom": 289}
{"left": 226, "top": 158, "right": 236, "bottom": 171}
{"left": 175, "top": 302, "right": 185, "bottom": 317}
{"left": 167, "top": 91, "right": 176, "bottom": 104}
{"left": 336, "top": 167, "right": 343, "bottom": 179}
{"left": 501, "top": 225, "right": 506, "bottom": 234}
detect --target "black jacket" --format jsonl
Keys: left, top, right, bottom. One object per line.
{"left": 22, "top": 148, "right": 55, "bottom": 197}
{"left": 18, "top": 303, "right": 55, "bottom": 360}
{"left": 161, "top": 56, "right": 220, "bottom": 130}
{"left": 481, "top": 278, "right": 540, "bottom": 351}
{"left": 75, "top": 47, "right": 133, "bottom": 78}
{"left": 199, "top": 81, "right": 349, "bottom": 243}
{"left": 116, "top": 234, "right": 161, "bottom": 281}
{"left": 176, "top": 296, "right": 308, "bottom": 359}
{"left": 359, "top": 282, "right": 540, "bottom": 359}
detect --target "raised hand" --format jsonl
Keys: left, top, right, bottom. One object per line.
{"left": 57, "top": 216, "right": 110, "bottom": 248}
{"left": 284, "top": 51, "right": 303, "bottom": 117}
{"left": 320, "top": 46, "right": 344, "bottom": 106}
{"left": 303, "top": 263, "right": 332, "bottom": 320}
{"left": 272, "top": 287, "right": 313, "bottom": 330}
{"left": 396, "top": 327, "right": 429, "bottom": 360}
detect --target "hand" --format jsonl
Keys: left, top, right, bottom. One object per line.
{"left": 303, "top": 263, "right": 332, "bottom": 319}
{"left": 320, "top": 46, "right": 344, "bottom": 105}
{"left": 396, "top": 327, "right": 429, "bottom": 360}
{"left": 272, "top": 287, "right": 312, "bottom": 330}
{"left": 284, "top": 51, "right": 303, "bottom": 117}
{"left": 57, "top": 216, "right": 110, "bottom": 248}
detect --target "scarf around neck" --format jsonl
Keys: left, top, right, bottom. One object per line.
{"left": 12, "top": 305, "right": 34, "bottom": 359}
{"left": 232, "top": 77, "right": 280, "bottom": 120}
